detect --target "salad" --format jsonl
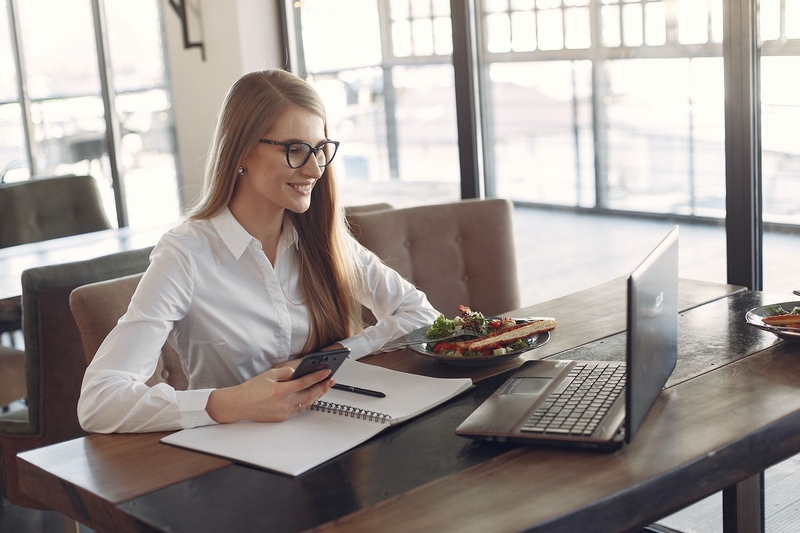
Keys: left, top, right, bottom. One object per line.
{"left": 425, "top": 305, "right": 529, "bottom": 358}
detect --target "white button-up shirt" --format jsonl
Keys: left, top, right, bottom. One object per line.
{"left": 78, "top": 208, "right": 438, "bottom": 433}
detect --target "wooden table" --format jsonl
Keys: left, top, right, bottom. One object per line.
{"left": 0, "top": 224, "right": 171, "bottom": 324}
{"left": 17, "top": 278, "right": 800, "bottom": 533}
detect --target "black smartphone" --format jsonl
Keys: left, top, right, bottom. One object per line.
{"left": 290, "top": 347, "right": 350, "bottom": 380}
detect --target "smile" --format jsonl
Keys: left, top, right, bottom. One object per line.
{"left": 288, "top": 182, "right": 314, "bottom": 193}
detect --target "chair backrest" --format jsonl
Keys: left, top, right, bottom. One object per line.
{"left": 0, "top": 175, "right": 112, "bottom": 248}
{"left": 0, "top": 247, "right": 153, "bottom": 507}
{"left": 348, "top": 198, "right": 520, "bottom": 318}
{"left": 70, "top": 274, "right": 188, "bottom": 389}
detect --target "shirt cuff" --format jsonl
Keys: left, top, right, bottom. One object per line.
{"left": 178, "top": 388, "right": 217, "bottom": 428}
{"left": 338, "top": 335, "right": 373, "bottom": 360}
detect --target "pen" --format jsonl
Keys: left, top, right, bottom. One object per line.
{"left": 332, "top": 383, "right": 386, "bottom": 398}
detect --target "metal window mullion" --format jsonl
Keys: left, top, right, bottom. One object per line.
{"left": 451, "top": 0, "right": 483, "bottom": 199}
{"left": 7, "top": 0, "right": 36, "bottom": 177}
{"left": 590, "top": 0, "right": 609, "bottom": 208}
{"left": 279, "top": 0, "right": 304, "bottom": 76}
{"left": 377, "top": 0, "right": 400, "bottom": 181}
{"left": 91, "top": 0, "right": 127, "bottom": 227}
{"left": 723, "top": 0, "right": 762, "bottom": 291}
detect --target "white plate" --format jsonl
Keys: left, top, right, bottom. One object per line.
{"left": 409, "top": 331, "right": 550, "bottom": 367}
{"left": 745, "top": 301, "right": 800, "bottom": 342}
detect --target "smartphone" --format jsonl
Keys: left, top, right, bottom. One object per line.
{"left": 290, "top": 347, "right": 350, "bottom": 380}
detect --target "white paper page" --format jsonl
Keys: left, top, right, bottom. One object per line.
{"left": 320, "top": 358, "right": 473, "bottom": 423}
{"left": 162, "top": 411, "right": 383, "bottom": 476}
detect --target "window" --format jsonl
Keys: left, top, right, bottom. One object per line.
{"left": 284, "top": 0, "right": 795, "bottom": 293}
{"left": 0, "top": 0, "right": 180, "bottom": 229}
{"left": 288, "top": 0, "right": 461, "bottom": 208}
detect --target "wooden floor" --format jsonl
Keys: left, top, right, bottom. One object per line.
{"left": 1, "top": 205, "right": 799, "bottom": 533}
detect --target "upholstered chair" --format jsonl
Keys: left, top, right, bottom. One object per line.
{"left": 0, "top": 346, "right": 25, "bottom": 410}
{"left": 0, "top": 175, "right": 112, "bottom": 248}
{"left": 70, "top": 273, "right": 188, "bottom": 389}
{"left": 348, "top": 198, "right": 520, "bottom": 318}
{"left": 0, "top": 247, "right": 153, "bottom": 509}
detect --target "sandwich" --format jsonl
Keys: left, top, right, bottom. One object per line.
{"left": 763, "top": 314, "right": 800, "bottom": 327}
{"left": 450, "top": 318, "right": 558, "bottom": 356}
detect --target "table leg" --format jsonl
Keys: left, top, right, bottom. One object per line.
{"left": 722, "top": 473, "right": 764, "bottom": 533}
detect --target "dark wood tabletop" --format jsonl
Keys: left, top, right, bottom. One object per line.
{"left": 0, "top": 224, "right": 170, "bottom": 323}
{"left": 19, "top": 278, "right": 800, "bottom": 533}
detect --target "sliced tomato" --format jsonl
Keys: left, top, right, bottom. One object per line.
{"left": 489, "top": 319, "right": 501, "bottom": 329}
{"left": 433, "top": 342, "right": 464, "bottom": 354}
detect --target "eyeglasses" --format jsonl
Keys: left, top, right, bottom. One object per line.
{"left": 258, "top": 139, "right": 340, "bottom": 169}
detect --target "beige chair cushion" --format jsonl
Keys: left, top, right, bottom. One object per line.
{"left": 348, "top": 198, "right": 520, "bottom": 318}
{"left": 70, "top": 274, "right": 188, "bottom": 390}
{"left": 0, "top": 346, "right": 25, "bottom": 407}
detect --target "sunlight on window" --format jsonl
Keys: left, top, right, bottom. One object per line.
{"left": 412, "top": 18, "right": 434, "bottom": 55}
{"left": 537, "top": 9, "right": 564, "bottom": 50}
{"left": 645, "top": 2, "right": 667, "bottom": 46}
{"left": 511, "top": 11, "right": 537, "bottom": 51}
{"left": 487, "top": 13, "right": 512, "bottom": 53}
{"left": 622, "top": 3, "right": 643, "bottom": 47}
{"left": 761, "top": 0, "right": 781, "bottom": 40}
{"left": 301, "top": 0, "right": 382, "bottom": 71}
{"left": 485, "top": 0, "right": 509, "bottom": 13}
{"left": 602, "top": 5, "right": 622, "bottom": 47}
{"left": 433, "top": 17, "right": 453, "bottom": 55}
{"left": 564, "top": 7, "right": 591, "bottom": 49}
{"left": 788, "top": 0, "right": 800, "bottom": 38}
{"left": 393, "top": 20, "right": 412, "bottom": 57}
{"left": 677, "top": 0, "right": 709, "bottom": 45}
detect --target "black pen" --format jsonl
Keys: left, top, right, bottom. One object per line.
{"left": 332, "top": 383, "right": 386, "bottom": 398}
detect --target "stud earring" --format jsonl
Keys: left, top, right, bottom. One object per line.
{"left": 237, "top": 167, "right": 245, "bottom": 175}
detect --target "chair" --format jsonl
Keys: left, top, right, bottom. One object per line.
{"left": 0, "top": 247, "right": 153, "bottom": 509}
{"left": 348, "top": 198, "right": 520, "bottom": 318}
{"left": 70, "top": 273, "right": 188, "bottom": 389}
{"left": 0, "top": 175, "right": 112, "bottom": 248}
{"left": 0, "top": 174, "right": 113, "bottom": 388}
{"left": 0, "top": 346, "right": 25, "bottom": 410}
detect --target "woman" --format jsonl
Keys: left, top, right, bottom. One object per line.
{"left": 77, "top": 70, "right": 438, "bottom": 433}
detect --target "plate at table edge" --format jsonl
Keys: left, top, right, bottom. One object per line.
{"left": 745, "top": 300, "right": 800, "bottom": 342}
{"left": 409, "top": 331, "right": 551, "bottom": 367}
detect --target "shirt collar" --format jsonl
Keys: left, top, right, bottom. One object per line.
{"left": 210, "top": 208, "right": 299, "bottom": 260}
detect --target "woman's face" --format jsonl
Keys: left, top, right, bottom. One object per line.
{"left": 235, "top": 104, "right": 326, "bottom": 216}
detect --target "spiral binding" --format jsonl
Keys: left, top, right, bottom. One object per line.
{"left": 311, "top": 401, "right": 392, "bottom": 424}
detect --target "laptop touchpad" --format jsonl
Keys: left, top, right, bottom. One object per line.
{"left": 501, "top": 377, "right": 552, "bottom": 396}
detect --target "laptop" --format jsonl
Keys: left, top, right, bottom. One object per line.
{"left": 456, "top": 226, "right": 679, "bottom": 451}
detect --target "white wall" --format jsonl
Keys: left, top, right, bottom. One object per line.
{"left": 161, "top": 0, "right": 283, "bottom": 209}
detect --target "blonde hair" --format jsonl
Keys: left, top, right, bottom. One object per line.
{"left": 187, "top": 70, "right": 362, "bottom": 352}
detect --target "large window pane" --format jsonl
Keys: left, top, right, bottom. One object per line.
{"left": 297, "top": 0, "right": 460, "bottom": 208}
{"left": 0, "top": 103, "right": 28, "bottom": 181}
{"left": 604, "top": 58, "right": 725, "bottom": 217}
{"left": 0, "top": 0, "right": 17, "bottom": 102}
{"left": 105, "top": 0, "right": 180, "bottom": 227}
{"left": 17, "top": 0, "right": 100, "bottom": 99}
{"left": 491, "top": 61, "right": 594, "bottom": 207}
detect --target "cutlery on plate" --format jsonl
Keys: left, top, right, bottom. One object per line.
{"left": 382, "top": 328, "right": 481, "bottom": 351}
{"left": 794, "top": 290, "right": 800, "bottom": 297}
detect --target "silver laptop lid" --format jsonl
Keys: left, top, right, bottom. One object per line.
{"left": 625, "top": 225, "right": 679, "bottom": 443}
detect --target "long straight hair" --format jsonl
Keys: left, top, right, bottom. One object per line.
{"left": 186, "top": 70, "right": 362, "bottom": 352}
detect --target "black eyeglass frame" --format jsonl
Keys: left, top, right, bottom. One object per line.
{"left": 258, "top": 138, "right": 340, "bottom": 169}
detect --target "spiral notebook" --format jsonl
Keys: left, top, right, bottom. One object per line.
{"left": 161, "top": 359, "right": 473, "bottom": 476}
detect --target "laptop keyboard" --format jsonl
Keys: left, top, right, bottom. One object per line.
{"left": 520, "top": 362, "right": 626, "bottom": 437}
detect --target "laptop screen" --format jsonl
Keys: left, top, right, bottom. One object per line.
{"left": 625, "top": 226, "right": 679, "bottom": 443}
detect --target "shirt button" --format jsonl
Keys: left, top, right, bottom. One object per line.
{"left": 455, "top": 235, "right": 463, "bottom": 244}
{"left": 403, "top": 240, "right": 411, "bottom": 248}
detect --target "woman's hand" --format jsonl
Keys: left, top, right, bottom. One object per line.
{"left": 205, "top": 366, "right": 335, "bottom": 424}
